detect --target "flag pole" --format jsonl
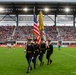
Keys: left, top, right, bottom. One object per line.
{"left": 33, "top": 7, "right": 36, "bottom": 41}
{"left": 33, "top": 6, "right": 35, "bottom": 13}
{"left": 33, "top": 7, "right": 41, "bottom": 44}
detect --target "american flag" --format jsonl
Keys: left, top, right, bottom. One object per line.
{"left": 33, "top": 13, "right": 41, "bottom": 44}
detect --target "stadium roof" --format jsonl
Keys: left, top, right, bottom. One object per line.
{"left": 0, "top": 2, "right": 76, "bottom": 15}
{"left": 0, "top": 0, "right": 76, "bottom": 3}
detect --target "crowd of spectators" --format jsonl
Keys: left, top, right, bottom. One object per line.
{"left": 13, "top": 26, "right": 33, "bottom": 41}
{"left": 0, "top": 26, "right": 76, "bottom": 41}
{"left": 45, "top": 26, "right": 58, "bottom": 41}
{"left": 58, "top": 26, "right": 76, "bottom": 41}
{"left": 0, "top": 26, "right": 15, "bottom": 41}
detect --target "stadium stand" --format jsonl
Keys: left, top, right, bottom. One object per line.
{"left": 57, "top": 26, "right": 76, "bottom": 41}
{"left": 0, "top": 26, "right": 15, "bottom": 41}
{"left": 0, "top": 26, "right": 76, "bottom": 41}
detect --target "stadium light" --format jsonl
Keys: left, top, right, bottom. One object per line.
{"left": 0, "top": 7, "right": 4, "bottom": 12}
{"left": 65, "top": 7, "right": 70, "bottom": 13}
{"left": 23, "top": 8, "right": 28, "bottom": 11}
{"left": 44, "top": 8, "right": 49, "bottom": 12}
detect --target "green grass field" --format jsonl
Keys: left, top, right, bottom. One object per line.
{"left": 0, "top": 47, "right": 76, "bottom": 75}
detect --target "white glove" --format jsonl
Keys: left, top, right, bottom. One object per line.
{"left": 32, "top": 57, "right": 34, "bottom": 59}
{"left": 24, "top": 50, "right": 26, "bottom": 53}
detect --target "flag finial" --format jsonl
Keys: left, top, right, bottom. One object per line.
{"left": 33, "top": 7, "right": 35, "bottom": 13}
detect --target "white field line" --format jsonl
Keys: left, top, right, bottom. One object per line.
{"left": 58, "top": 51, "right": 76, "bottom": 58}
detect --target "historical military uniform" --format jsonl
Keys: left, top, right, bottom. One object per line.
{"left": 32, "top": 39, "right": 39, "bottom": 69}
{"left": 34, "top": 43, "right": 40, "bottom": 56}
{"left": 25, "top": 39, "right": 34, "bottom": 73}
{"left": 39, "top": 40, "right": 46, "bottom": 66}
{"left": 46, "top": 41, "right": 53, "bottom": 65}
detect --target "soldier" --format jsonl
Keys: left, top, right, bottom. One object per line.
{"left": 32, "top": 39, "right": 40, "bottom": 69}
{"left": 46, "top": 40, "right": 53, "bottom": 65}
{"left": 25, "top": 39, "right": 34, "bottom": 73}
{"left": 39, "top": 39, "right": 46, "bottom": 66}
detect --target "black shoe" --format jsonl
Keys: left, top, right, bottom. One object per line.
{"left": 26, "top": 69, "right": 30, "bottom": 73}
{"left": 30, "top": 66, "right": 32, "bottom": 71}
{"left": 26, "top": 70, "right": 29, "bottom": 73}
{"left": 26, "top": 67, "right": 30, "bottom": 73}
{"left": 50, "top": 60, "right": 52, "bottom": 64}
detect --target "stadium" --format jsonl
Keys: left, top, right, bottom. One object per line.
{"left": 0, "top": 0, "right": 76, "bottom": 75}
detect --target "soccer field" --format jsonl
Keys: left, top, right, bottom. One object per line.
{"left": 0, "top": 47, "right": 76, "bottom": 75}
